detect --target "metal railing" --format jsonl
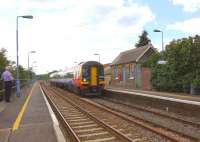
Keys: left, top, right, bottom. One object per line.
{"left": 0, "top": 79, "right": 35, "bottom": 101}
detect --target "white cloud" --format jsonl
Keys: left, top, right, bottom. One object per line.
{"left": 1, "top": 0, "right": 155, "bottom": 74}
{"left": 0, "top": 0, "right": 16, "bottom": 9}
{"left": 0, "top": 17, "right": 15, "bottom": 57}
{"left": 167, "top": 17, "right": 200, "bottom": 34}
{"left": 169, "top": 0, "right": 200, "bottom": 12}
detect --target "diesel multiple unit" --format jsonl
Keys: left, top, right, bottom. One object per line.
{"left": 50, "top": 61, "right": 105, "bottom": 96}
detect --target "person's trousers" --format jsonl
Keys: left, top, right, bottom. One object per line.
{"left": 4, "top": 81, "right": 12, "bottom": 102}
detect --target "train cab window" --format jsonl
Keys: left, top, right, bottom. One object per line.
{"left": 82, "top": 66, "right": 89, "bottom": 78}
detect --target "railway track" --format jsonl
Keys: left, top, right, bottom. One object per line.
{"left": 41, "top": 83, "right": 198, "bottom": 142}
{"left": 91, "top": 94, "right": 200, "bottom": 140}
{"left": 97, "top": 96, "right": 200, "bottom": 127}
{"left": 41, "top": 83, "right": 145, "bottom": 142}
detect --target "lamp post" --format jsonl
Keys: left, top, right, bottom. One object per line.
{"left": 16, "top": 15, "right": 33, "bottom": 97}
{"left": 31, "top": 61, "right": 37, "bottom": 70}
{"left": 31, "top": 65, "right": 37, "bottom": 81}
{"left": 94, "top": 53, "right": 100, "bottom": 63}
{"left": 153, "top": 29, "right": 167, "bottom": 65}
{"left": 28, "top": 51, "right": 36, "bottom": 80}
{"left": 153, "top": 29, "right": 163, "bottom": 52}
{"left": 31, "top": 61, "right": 37, "bottom": 80}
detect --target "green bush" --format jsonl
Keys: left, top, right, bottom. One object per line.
{"left": 192, "top": 77, "right": 200, "bottom": 88}
{"left": 145, "top": 35, "right": 200, "bottom": 93}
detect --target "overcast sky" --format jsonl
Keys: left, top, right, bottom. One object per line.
{"left": 0, "top": 0, "right": 200, "bottom": 74}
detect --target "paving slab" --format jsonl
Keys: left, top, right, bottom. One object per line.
{"left": 9, "top": 123, "right": 57, "bottom": 142}
{"left": 0, "top": 86, "right": 30, "bottom": 129}
{"left": 0, "top": 82, "right": 66, "bottom": 142}
{"left": 0, "top": 129, "right": 10, "bottom": 142}
{"left": 0, "top": 101, "right": 6, "bottom": 113}
{"left": 21, "top": 83, "right": 52, "bottom": 125}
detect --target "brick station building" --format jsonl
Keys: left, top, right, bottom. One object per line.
{"left": 110, "top": 44, "right": 157, "bottom": 90}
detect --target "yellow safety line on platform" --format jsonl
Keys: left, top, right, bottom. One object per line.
{"left": 12, "top": 83, "right": 36, "bottom": 131}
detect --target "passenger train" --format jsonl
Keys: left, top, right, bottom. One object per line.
{"left": 50, "top": 61, "right": 105, "bottom": 96}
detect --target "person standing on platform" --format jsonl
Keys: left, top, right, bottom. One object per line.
{"left": 1, "top": 66, "right": 13, "bottom": 102}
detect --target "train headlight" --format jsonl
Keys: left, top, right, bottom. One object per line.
{"left": 82, "top": 78, "right": 89, "bottom": 85}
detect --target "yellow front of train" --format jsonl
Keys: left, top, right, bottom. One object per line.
{"left": 80, "top": 61, "right": 105, "bottom": 95}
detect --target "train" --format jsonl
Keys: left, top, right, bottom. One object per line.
{"left": 50, "top": 61, "right": 105, "bottom": 96}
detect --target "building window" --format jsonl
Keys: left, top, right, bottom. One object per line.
{"left": 128, "top": 63, "right": 134, "bottom": 79}
{"left": 114, "top": 66, "right": 118, "bottom": 79}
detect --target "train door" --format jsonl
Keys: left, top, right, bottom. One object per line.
{"left": 90, "top": 66, "right": 97, "bottom": 86}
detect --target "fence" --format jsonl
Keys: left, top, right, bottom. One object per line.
{"left": 0, "top": 79, "right": 32, "bottom": 101}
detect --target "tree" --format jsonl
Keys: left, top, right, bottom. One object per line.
{"left": 144, "top": 35, "right": 200, "bottom": 93}
{"left": 64, "top": 72, "right": 74, "bottom": 78}
{"left": 0, "top": 47, "right": 36, "bottom": 91}
{"left": 36, "top": 74, "right": 49, "bottom": 80}
{"left": 135, "top": 30, "right": 151, "bottom": 48}
{"left": 0, "top": 48, "right": 9, "bottom": 73}
{"left": 0, "top": 48, "right": 9, "bottom": 90}
{"left": 48, "top": 70, "right": 58, "bottom": 76}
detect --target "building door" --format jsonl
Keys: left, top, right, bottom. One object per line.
{"left": 122, "top": 65, "right": 126, "bottom": 81}
{"left": 135, "top": 64, "right": 141, "bottom": 89}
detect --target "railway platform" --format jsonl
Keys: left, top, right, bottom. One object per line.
{"left": 0, "top": 82, "right": 65, "bottom": 142}
{"left": 105, "top": 86, "right": 200, "bottom": 105}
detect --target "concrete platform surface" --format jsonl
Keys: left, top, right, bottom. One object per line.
{"left": 0, "top": 82, "right": 66, "bottom": 142}
{"left": 106, "top": 87, "right": 200, "bottom": 106}
{"left": 0, "top": 101, "right": 6, "bottom": 112}
{"left": 9, "top": 123, "right": 57, "bottom": 142}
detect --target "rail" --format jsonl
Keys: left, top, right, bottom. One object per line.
{"left": 55, "top": 85, "right": 197, "bottom": 142}
{"left": 41, "top": 83, "right": 134, "bottom": 142}
{"left": 41, "top": 84, "right": 84, "bottom": 142}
